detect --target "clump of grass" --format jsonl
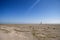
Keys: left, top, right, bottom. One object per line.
{"left": 31, "top": 27, "right": 41, "bottom": 40}
{"left": 32, "top": 30, "right": 36, "bottom": 36}
{"left": 14, "top": 29, "right": 21, "bottom": 32}
{"left": 32, "top": 27, "right": 37, "bottom": 36}
{"left": 53, "top": 28, "right": 56, "bottom": 30}
{"left": 0, "top": 29, "right": 10, "bottom": 33}
{"left": 14, "top": 29, "right": 30, "bottom": 32}
{"left": 47, "top": 27, "right": 50, "bottom": 29}
{"left": 46, "top": 34, "right": 56, "bottom": 38}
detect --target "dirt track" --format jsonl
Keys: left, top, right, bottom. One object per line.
{"left": 0, "top": 24, "right": 60, "bottom": 40}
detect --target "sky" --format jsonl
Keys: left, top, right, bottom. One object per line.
{"left": 0, "top": 0, "right": 60, "bottom": 24}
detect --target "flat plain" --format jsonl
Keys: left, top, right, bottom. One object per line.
{"left": 0, "top": 24, "right": 60, "bottom": 40}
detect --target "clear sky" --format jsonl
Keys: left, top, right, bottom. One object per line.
{"left": 0, "top": 0, "right": 60, "bottom": 24}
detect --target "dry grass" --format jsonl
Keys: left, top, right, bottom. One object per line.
{"left": 0, "top": 24, "right": 60, "bottom": 40}
{"left": 0, "top": 28, "right": 10, "bottom": 33}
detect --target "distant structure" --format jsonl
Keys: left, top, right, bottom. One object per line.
{"left": 40, "top": 20, "right": 42, "bottom": 24}
{"left": 40, "top": 21, "right": 42, "bottom": 24}
{"left": 40, "top": 16, "right": 43, "bottom": 24}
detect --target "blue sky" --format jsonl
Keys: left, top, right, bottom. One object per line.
{"left": 0, "top": 0, "right": 60, "bottom": 24}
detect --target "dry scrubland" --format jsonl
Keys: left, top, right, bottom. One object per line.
{"left": 0, "top": 24, "right": 60, "bottom": 40}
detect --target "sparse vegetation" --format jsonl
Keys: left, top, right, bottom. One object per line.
{"left": 0, "top": 24, "right": 60, "bottom": 40}
{"left": 0, "top": 28, "right": 10, "bottom": 33}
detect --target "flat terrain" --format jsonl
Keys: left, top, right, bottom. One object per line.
{"left": 0, "top": 24, "right": 60, "bottom": 40}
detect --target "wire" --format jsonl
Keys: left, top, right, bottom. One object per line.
{"left": 26, "top": 0, "right": 40, "bottom": 15}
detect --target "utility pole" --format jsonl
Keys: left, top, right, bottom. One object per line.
{"left": 40, "top": 21, "right": 42, "bottom": 24}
